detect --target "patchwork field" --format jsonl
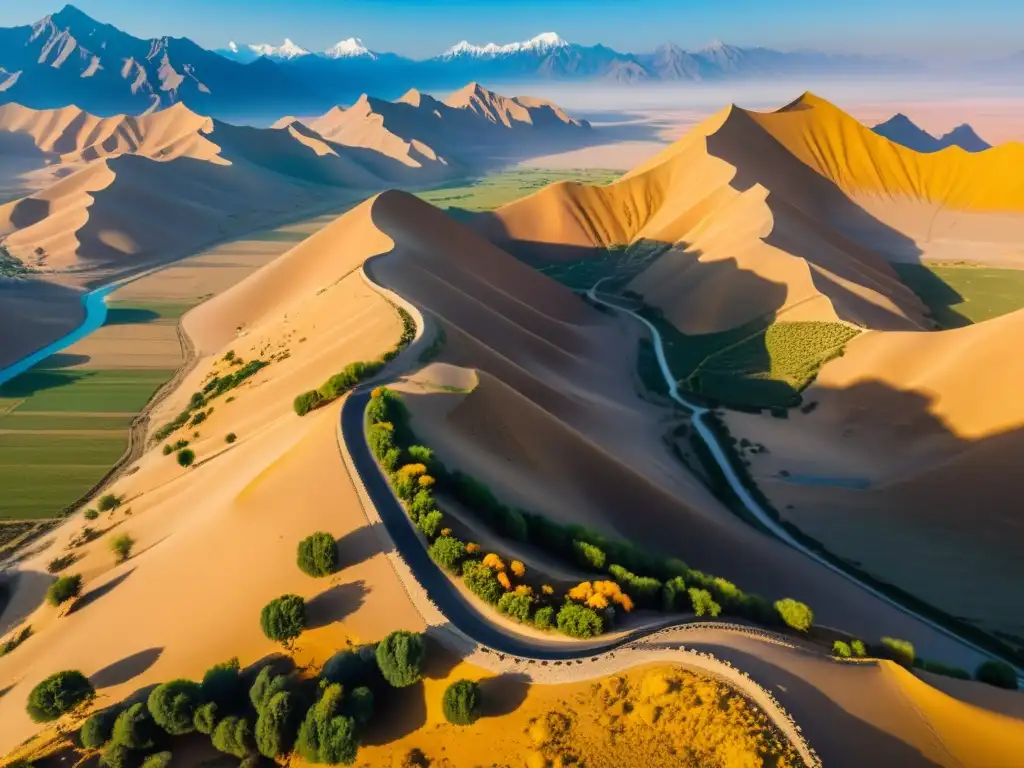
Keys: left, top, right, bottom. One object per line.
{"left": 417, "top": 168, "right": 621, "bottom": 214}
{"left": 893, "top": 263, "right": 1024, "bottom": 328}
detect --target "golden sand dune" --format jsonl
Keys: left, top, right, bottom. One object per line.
{"left": 478, "top": 97, "right": 934, "bottom": 334}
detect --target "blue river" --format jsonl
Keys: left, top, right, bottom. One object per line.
{"left": 0, "top": 283, "right": 116, "bottom": 389}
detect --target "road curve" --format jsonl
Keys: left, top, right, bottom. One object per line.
{"left": 585, "top": 280, "right": 1024, "bottom": 684}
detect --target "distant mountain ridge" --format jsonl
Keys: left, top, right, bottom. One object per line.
{"left": 0, "top": 5, "right": 920, "bottom": 118}
{"left": 872, "top": 113, "right": 991, "bottom": 152}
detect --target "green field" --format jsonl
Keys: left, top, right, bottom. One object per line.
{"left": 893, "top": 264, "right": 1024, "bottom": 328}
{"left": 643, "top": 310, "right": 860, "bottom": 409}
{"left": 417, "top": 168, "right": 621, "bottom": 214}
{"left": 105, "top": 300, "right": 195, "bottom": 323}
{"left": 0, "top": 413, "right": 134, "bottom": 430}
{"left": 0, "top": 369, "right": 172, "bottom": 413}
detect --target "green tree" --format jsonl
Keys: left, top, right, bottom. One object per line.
{"left": 416, "top": 510, "right": 443, "bottom": 539}
{"left": 141, "top": 752, "right": 173, "bottom": 768}
{"left": 80, "top": 707, "right": 119, "bottom": 749}
{"left": 832, "top": 641, "right": 852, "bottom": 658}
{"left": 322, "top": 649, "right": 371, "bottom": 689}
{"left": 428, "top": 535, "right": 466, "bottom": 571}
{"left": 260, "top": 595, "right": 305, "bottom": 645}
{"left": 850, "top": 639, "right": 867, "bottom": 658}
{"left": 533, "top": 606, "right": 555, "bottom": 630}
{"left": 344, "top": 687, "right": 374, "bottom": 729}
{"left": 375, "top": 630, "right": 426, "bottom": 688}
{"left": 100, "top": 743, "right": 133, "bottom": 768}
{"left": 84, "top": 508, "right": 99, "bottom": 521}
{"left": 774, "top": 598, "right": 814, "bottom": 632}
{"left": 97, "top": 494, "right": 121, "bottom": 512}
{"left": 212, "top": 716, "right": 254, "bottom": 758}
{"left": 201, "top": 658, "right": 244, "bottom": 710}
{"left": 249, "top": 666, "right": 291, "bottom": 713}
{"left": 442, "top": 680, "right": 481, "bottom": 726}
{"left": 688, "top": 588, "right": 722, "bottom": 618}
{"left": 572, "top": 540, "right": 606, "bottom": 570}
{"left": 147, "top": 679, "right": 201, "bottom": 735}
{"left": 461, "top": 561, "right": 502, "bottom": 605}
{"left": 47, "top": 574, "right": 82, "bottom": 607}
{"left": 111, "top": 703, "right": 155, "bottom": 750}
{"left": 297, "top": 532, "right": 339, "bottom": 577}
{"left": 26, "top": 670, "right": 94, "bottom": 722}
{"left": 255, "top": 691, "right": 299, "bottom": 758}
{"left": 194, "top": 701, "right": 219, "bottom": 735}
{"left": 110, "top": 534, "right": 135, "bottom": 564}
{"left": 497, "top": 592, "right": 532, "bottom": 623}
{"left": 975, "top": 660, "right": 1019, "bottom": 690}
{"left": 296, "top": 684, "right": 360, "bottom": 765}
{"left": 177, "top": 448, "right": 195, "bottom": 467}
{"left": 556, "top": 602, "right": 603, "bottom": 638}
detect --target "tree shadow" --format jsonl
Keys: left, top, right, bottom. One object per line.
{"left": 422, "top": 632, "right": 465, "bottom": 681}
{"left": 89, "top": 647, "right": 163, "bottom": 689}
{"left": 362, "top": 679, "right": 427, "bottom": 746}
{"left": 34, "top": 352, "right": 92, "bottom": 370}
{"left": 306, "top": 580, "right": 369, "bottom": 629}
{"left": 479, "top": 672, "right": 531, "bottom": 718}
{"left": 335, "top": 522, "right": 392, "bottom": 570}
{"left": 103, "top": 308, "right": 161, "bottom": 326}
{"left": 0, "top": 569, "right": 54, "bottom": 635}
{"left": 68, "top": 569, "right": 135, "bottom": 615}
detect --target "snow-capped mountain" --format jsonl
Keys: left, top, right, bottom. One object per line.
{"left": 217, "top": 38, "right": 311, "bottom": 63}
{"left": 324, "top": 37, "right": 377, "bottom": 60}
{"left": 439, "top": 32, "right": 570, "bottom": 59}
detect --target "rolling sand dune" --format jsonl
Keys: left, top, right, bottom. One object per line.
{"left": 476, "top": 96, "right": 932, "bottom": 334}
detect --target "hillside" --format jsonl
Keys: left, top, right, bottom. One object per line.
{"left": 873, "top": 113, "right": 992, "bottom": 153}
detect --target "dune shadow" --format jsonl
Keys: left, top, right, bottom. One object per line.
{"left": 335, "top": 522, "right": 392, "bottom": 570}
{"left": 68, "top": 568, "right": 134, "bottom": 615}
{"left": 10, "top": 197, "right": 49, "bottom": 229}
{"left": 479, "top": 672, "right": 531, "bottom": 718}
{"left": 104, "top": 307, "right": 161, "bottom": 326}
{"left": 0, "top": 569, "right": 55, "bottom": 635}
{"left": 306, "top": 579, "right": 369, "bottom": 629}
{"left": 89, "top": 646, "right": 163, "bottom": 689}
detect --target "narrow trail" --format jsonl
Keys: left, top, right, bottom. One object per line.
{"left": 335, "top": 264, "right": 823, "bottom": 767}
{"left": 585, "top": 278, "right": 1024, "bottom": 686}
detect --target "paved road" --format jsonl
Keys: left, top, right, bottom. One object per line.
{"left": 586, "top": 279, "right": 1024, "bottom": 684}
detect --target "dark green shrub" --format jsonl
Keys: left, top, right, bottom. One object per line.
{"left": 100, "top": 743, "right": 134, "bottom": 768}
{"left": 375, "top": 631, "right": 426, "bottom": 688}
{"left": 194, "top": 701, "right": 219, "bottom": 734}
{"left": 416, "top": 510, "right": 443, "bottom": 539}
{"left": 462, "top": 561, "right": 502, "bottom": 605}
{"left": 428, "top": 535, "right": 466, "bottom": 571}
{"left": 850, "top": 639, "right": 867, "bottom": 658}
{"left": 497, "top": 592, "right": 532, "bottom": 623}
{"left": 409, "top": 489, "right": 435, "bottom": 519}
{"left": 47, "top": 574, "right": 82, "bottom": 606}
{"left": 322, "top": 649, "right": 373, "bottom": 689}
{"left": 296, "top": 684, "right": 359, "bottom": 764}
{"left": 147, "top": 679, "right": 201, "bottom": 735}
{"left": 255, "top": 691, "right": 299, "bottom": 758}
{"left": 111, "top": 703, "right": 155, "bottom": 750}
{"left": 688, "top": 588, "right": 722, "bottom": 618}
{"left": 975, "top": 660, "right": 1019, "bottom": 690}
{"left": 226, "top": 433, "right": 237, "bottom": 444}
{"left": 47, "top": 554, "right": 76, "bottom": 573}
{"left": 84, "top": 508, "right": 100, "bottom": 521}
{"left": 572, "top": 540, "right": 605, "bottom": 570}
{"left": 260, "top": 595, "right": 305, "bottom": 645}
{"left": 556, "top": 602, "right": 603, "bottom": 638}
{"left": 391, "top": 472, "right": 417, "bottom": 500}
{"left": 533, "top": 606, "right": 555, "bottom": 630}
{"left": 26, "top": 670, "right": 94, "bottom": 722}
{"left": 381, "top": 448, "right": 402, "bottom": 472}
{"left": 212, "top": 716, "right": 254, "bottom": 758}
{"left": 98, "top": 494, "right": 121, "bottom": 512}
{"left": 832, "top": 641, "right": 852, "bottom": 659}
{"left": 344, "top": 686, "right": 374, "bottom": 728}
{"left": 201, "top": 658, "right": 243, "bottom": 710}
{"left": 249, "top": 666, "right": 290, "bottom": 713}
{"left": 297, "top": 532, "right": 338, "bottom": 577}
{"left": 294, "top": 391, "right": 323, "bottom": 416}
{"left": 918, "top": 660, "right": 971, "bottom": 680}
{"left": 140, "top": 752, "right": 172, "bottom": 768}
{"left": 660, "top": 576, "right": 688, "bottom": 612}
{"left": 608, "top": 564, "right": 662, "bottom": 608}
{"left": 442, "top": 680, "right": 481, "bottom": 725}
{"left": 878, "top": 637, "right": 915, "bottom": 668}
{"left": 177, "top": 449, "right": 195, "bottom": 468}
{"left": 774, "top": 598, "right": 814, "bottom": 632}
{"left": 367, "top": 424, "right": 396, "bottom": 459}
{"left": 406, "top": 445, "right": 436, "bottom": 473}
{"left": 111, "top": 534, "right": 135, "bottom": 563}
{"left": 365, "top": 394, "right": 391, "bottom": 425}
{"left": 80, "top": 707, "right": 119, "bottom": 748}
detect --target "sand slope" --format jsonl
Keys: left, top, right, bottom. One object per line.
{"left": 477, "top": 97, "right": 932, "bottom": 334}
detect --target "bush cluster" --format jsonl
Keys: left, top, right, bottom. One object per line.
{"left": 26, "top": 670, "right": 94, "bottom": 722}
{"left": 156, "top": 359, "right": 268, "bottom": 440}
{"left": 442, "top": 680, "right": 481, "bottom": 726}
{"left": 47, "top": 574, "right": 82, "bottom": 607}
{"left": 260, "top": 595, "right": 306, "bottom": 645}
{"left": 375, "top": 630, "right": 426, "bottom": 688}
{"left": 297, "top": 532, "right": 339, "bottom": 578}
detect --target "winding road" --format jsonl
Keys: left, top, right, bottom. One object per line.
{"left": 586, "top": 279, "right": 1024, "bottom": 685}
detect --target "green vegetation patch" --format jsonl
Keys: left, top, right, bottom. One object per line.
{"left": 105, "top": 301, "right": 196, "bottom": 323}
{"left": 0, "top": 245, "right": 35, "bottom": 277}
{"left": 0, "top": 432, "right": 126, "bottom": 465}
{"left": 893, "top": 263, "right": 1024, "bottom": 328}
{"left": 0, "top": 413, "right": 134, "bottom": 431}
{"left": 417, "top": 168, "right": 621, "bottom": 215}
{"left": 538, "top": 242, "right": 671, "bottom": 291}
{"left": 0, "top": 465, "right": 123, "bottom": 519}
{"left": 0, "top": 369, "right": 173, "bottom": 414}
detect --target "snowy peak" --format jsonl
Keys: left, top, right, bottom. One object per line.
{"left": 439, "top": 32, "right": 570, "bottom": 59}
{"left": 248, "top": 39, "right": 310, "bottom": 60}
{"left": 324, "top": 37, "right": 377, "bottom": 59}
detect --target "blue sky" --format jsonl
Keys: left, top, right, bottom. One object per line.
{"left": 3, "top": 1, "right": 1022, "bottom": 60}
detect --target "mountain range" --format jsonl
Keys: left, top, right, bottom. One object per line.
{"left": 0, "top": 6, "right": 919, "bottom": 118}
{"left": 872, "top": 113, "right": 991, "bottom": 152}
